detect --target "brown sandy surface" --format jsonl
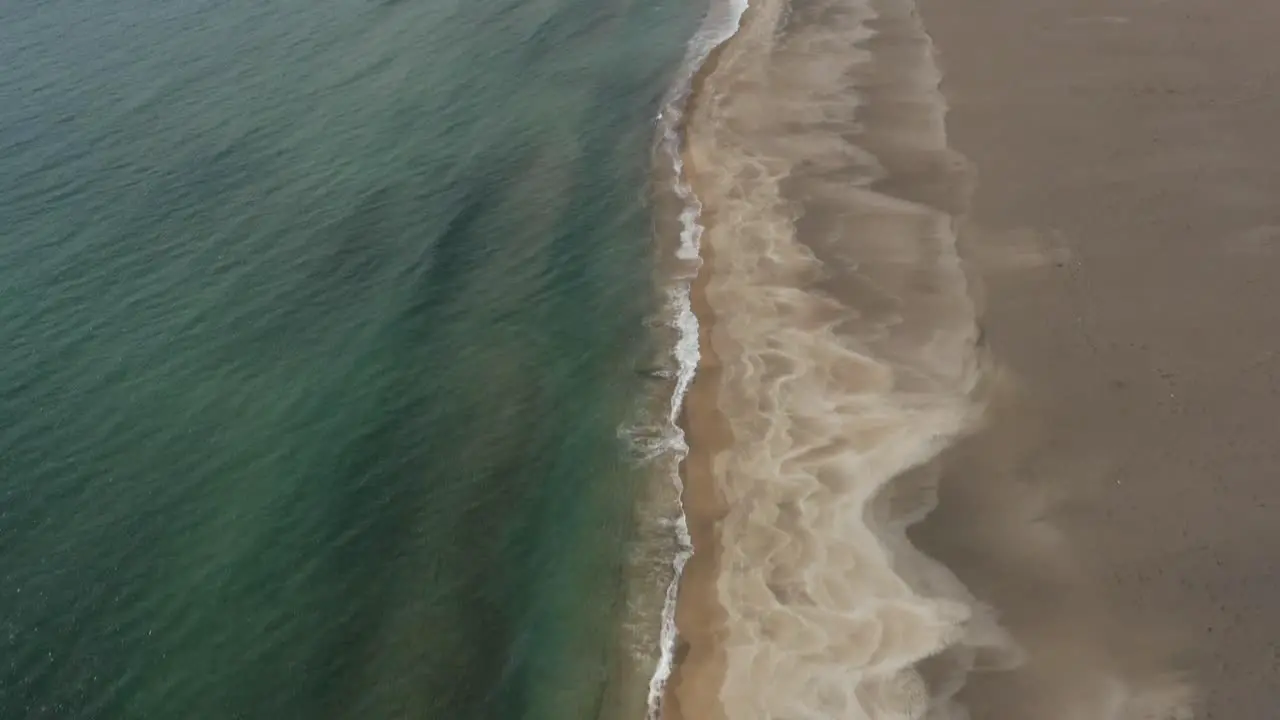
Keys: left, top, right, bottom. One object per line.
{"left": 662, "top": 234, "right": 729, "bottom": 720}
{"left": 914, "top": 0, "right": 1280, "bottom": 717}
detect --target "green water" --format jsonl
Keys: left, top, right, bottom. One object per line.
{"left": 0, "top": 0, "right": 704, "bottom": 717}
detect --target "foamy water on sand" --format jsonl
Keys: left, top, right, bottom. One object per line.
{"left": 673, "top": 0, "right": 1021, "bottom": 716}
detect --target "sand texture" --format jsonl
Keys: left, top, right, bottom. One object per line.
{"left": 914, "top": 0, "right": 1280, "bottom": 717}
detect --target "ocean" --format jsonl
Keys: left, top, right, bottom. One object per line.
{"left": 0, "top": 0, "right": 710, "bottom": 717}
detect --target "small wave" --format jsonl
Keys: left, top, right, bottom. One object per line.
{"left": 641, "top": 2, "right": 752, "bottom": 719}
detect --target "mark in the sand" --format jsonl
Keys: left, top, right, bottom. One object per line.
{"left": 1067, "top": 16, "right": 1132, "bottom": 25}
{"left": 964, "top": 225, "right": 1073, "bottom": 273}
{"left": 1226, "top": 224, "right": 1280, "bottom": 255}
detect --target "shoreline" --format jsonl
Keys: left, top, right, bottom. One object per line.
{"left": 657, "top": 21, "right": 738, "bottom": 720}
{"left": 658, "top": 0, "right": 977, "bottom": 716}
{"left": 660, "top": 227, "right": 730, "bottom": 720}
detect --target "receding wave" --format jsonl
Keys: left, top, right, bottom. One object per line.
{"left": 634, "top": 2, "right": 753, "bottom": 719}
{"left": 670, "top": 0, "right": 1022, "bottom": 716}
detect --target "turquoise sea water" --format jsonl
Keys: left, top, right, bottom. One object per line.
{"left": 0, "top": 0, "right": 705, "bottom": 717}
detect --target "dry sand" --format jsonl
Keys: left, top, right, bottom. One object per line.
{"left": 912, "top": 0, "right": 1280, "bottom": 717}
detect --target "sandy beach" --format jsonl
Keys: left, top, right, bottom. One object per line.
{"left": 661, "top": 0, "right": 1279, "bottom": 717}
{"left": 912, "top": 0, "right": 1280, "bottom": 717}
{"left": 663, "top": 228, "right": 731, "bottom": 720}
{"left": 665, "top": 0, "right": 987, "bottom": 716}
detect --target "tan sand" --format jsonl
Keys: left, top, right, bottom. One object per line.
{"left": 664, "top": 0, "right": 989, "bottom": 717}
{"left": 657, "top": 25, "right": 734, "bottom": 720}
{"left": 662, "top": 224, "right": 730, "bottom": 720}
{"left": 912, "top": 0, "right": 1280, "bottom": 717}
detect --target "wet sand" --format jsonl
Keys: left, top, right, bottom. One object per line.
{"left": 663, "top": 227, "right": 730, "bottom": 720}
{"left": 665, "top": 0, "right": 989, "bottom": 717}
{"left": 914, "top": 0, "right": 1280, "bottom": 717}
{"left": 657, "top": 23, "right": 733, "bottom": 720}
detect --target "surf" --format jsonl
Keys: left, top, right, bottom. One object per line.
{"left": 636, "top": 2, "right": 753, "bottom": 718}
